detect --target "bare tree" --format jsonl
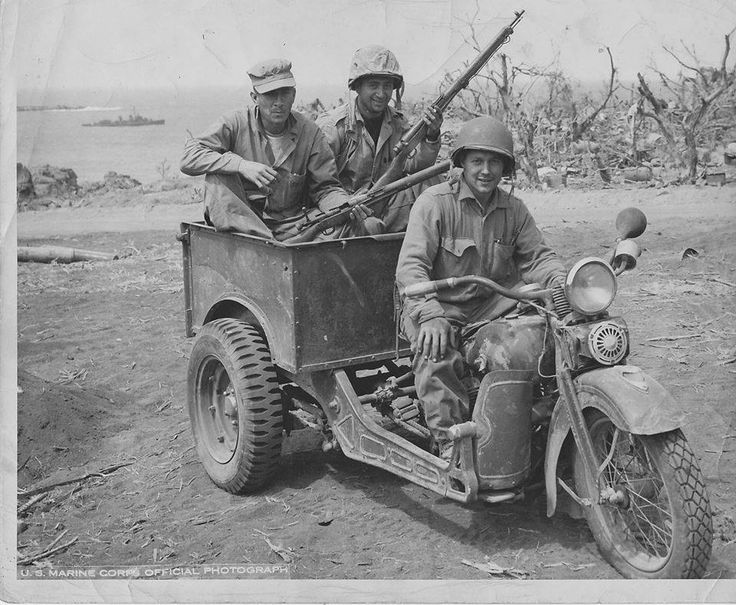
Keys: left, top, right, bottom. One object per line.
{"left": 571, "top": 47, "right": 618, "bottom": 141}
{"left": 442, "top": 3, "right": 617, "bottom": 186}
{"left": 637, "top": 31, "right": 736, "bottom": 181}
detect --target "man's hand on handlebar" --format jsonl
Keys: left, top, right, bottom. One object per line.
{"left": 417, "top": 317, "right": 456, "bottom": 362}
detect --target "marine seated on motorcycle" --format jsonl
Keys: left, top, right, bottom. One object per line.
{"left": 395, "top": 116, "right": 566, "bottom": 460}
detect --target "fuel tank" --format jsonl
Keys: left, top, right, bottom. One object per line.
{"left": 463, "top": 313, "right": 553, "bottom": 379}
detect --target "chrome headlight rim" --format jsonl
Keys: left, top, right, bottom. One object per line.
{"left": 564, "top": 257, "right": 617, "bottom": 315}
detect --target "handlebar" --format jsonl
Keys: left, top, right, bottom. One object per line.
{"left": 401, "top": 276, "right": 552, "bottom": 301}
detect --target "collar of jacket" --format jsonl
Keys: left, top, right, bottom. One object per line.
{"left": 345, "top": 98, "right": 402, "bottom": 134}
{"left": 457, "top": 178, "right": 510, "bottom": 210}
{"left": 250, "top": 105, "right": 301, "bottom": 142}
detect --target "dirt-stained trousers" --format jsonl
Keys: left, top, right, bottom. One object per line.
{"left": 400, "top": 291, "right": 519, "bottom": 434}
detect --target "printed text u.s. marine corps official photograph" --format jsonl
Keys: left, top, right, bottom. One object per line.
{"left": 4, "top": 0, "right": 736, "bottom": 602}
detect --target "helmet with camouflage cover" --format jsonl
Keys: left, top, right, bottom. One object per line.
{"left": 451, "top": 116, "right": 515, "bottom": 177}
{"left": 348, "top": 45, "right": 403, "bottom": 90}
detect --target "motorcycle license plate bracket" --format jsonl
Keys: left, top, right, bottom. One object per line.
{"left": 302, "top": 368, "right": 487, "bottom": 503}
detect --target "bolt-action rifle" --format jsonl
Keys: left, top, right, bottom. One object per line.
{"left": 284, "top": 159, "right": 452, "bottom": 245}
{"left": 372, "top": 9, "right": 525, "bottom": 190}
{"left": 285, "top": 9, "right": 524, "bottom": 244}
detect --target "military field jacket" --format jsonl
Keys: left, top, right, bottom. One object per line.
{"left": 396, "top": 179, "right": 566, "bottom": 324}
{"left": 180, "top": 107, "right": 347, "bottom": 221}
{"left": 316, "top": 101, "right": 440, "bottom": 193}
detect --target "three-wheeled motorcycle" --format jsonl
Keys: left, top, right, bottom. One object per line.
{"left": 178, "top": 207, "right": 712, "bottom": 579}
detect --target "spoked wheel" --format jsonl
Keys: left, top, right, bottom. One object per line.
{"left": 187, "top": 318, "right": 282, "bottom": 493}
{"left": 574, "top": 406, "right": 712, "bottom": 578}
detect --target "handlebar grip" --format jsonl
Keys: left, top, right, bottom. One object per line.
{"left": 402, "top": 278, "right": 457, "bottom": 298}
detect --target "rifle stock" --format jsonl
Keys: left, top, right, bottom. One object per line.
{"left": 284, "top": 159, "right": 452, "bottom": 245}
{"left": 372, "top": 9, "right": 524, "bottom": 191}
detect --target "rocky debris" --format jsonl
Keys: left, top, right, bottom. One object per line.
{"left": 538, "top": 166, "right": 563, "bottom": 189}
{"left": 622, "top": 166, "right": 653, "bottom": 182}
{"left": 17, "top": 164, "right": 79, "bottom": 211}
{"left": 142, "top": 179, "right": 191, "bottom": 193}
{"left": 82, "top": 171, "right": 141, "bottom": 194}
{"left": 17, "top": 163, "right": 34, "bottom": 201}
{"left": 30, "top": 165, "right": 79, "bottom": 197}
{"left": 725, "top": 142, "right": 736, "bottom": 166}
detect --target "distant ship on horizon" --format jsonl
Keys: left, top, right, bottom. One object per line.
{"left": 82, "top": 109, "right": 165, "bottom": 127}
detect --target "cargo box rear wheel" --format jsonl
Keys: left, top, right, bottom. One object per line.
{"left": 187, "top": 318, "right": 282, "bottom": 493}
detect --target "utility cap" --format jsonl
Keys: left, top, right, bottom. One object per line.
{"left": 248, "top": 58, "right": 296, "bottom": 93}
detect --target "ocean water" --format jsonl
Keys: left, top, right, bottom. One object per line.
{"left": 17, "top": 85, "right": 346, "bottom": 184}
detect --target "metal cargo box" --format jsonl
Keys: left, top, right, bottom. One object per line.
{"left": 180, "top": 222, "right": 410, "bottom": 374}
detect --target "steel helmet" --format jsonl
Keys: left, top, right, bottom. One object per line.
{"left": 451, "top": 116, "right": 515, "bottom": 176}
{"left": 348, "top": 45, "right": 403, "bottom": 90}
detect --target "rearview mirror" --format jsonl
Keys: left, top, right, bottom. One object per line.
{"left": 615, "top": 207, "right": 647, "bottom": 239}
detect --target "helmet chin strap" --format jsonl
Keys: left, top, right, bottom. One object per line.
{"left": 395, "top": 79, "right": 404, "bottom": 111}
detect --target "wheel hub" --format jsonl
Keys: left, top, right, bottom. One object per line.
{"left": 197, "top": 357, "right": 239, "bottom": 463}
{"left": 600, "top": 484, "right": 630, "bottom": 508}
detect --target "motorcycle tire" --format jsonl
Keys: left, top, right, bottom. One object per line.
{"left": 573, "top": 407, "right": 712, "bottom": 579}
{"left": 187, "top": 318, "right": 283, "bottom": 494}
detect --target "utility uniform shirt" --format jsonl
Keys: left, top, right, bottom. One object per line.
{"left": 180, "top": 106, "right": 348, "bottom": 224}
{"left": 316, "top": 101, "right": 440, "bottom": 194}
{"left": 396, "top": 179, "right": 566, "bottom": 326}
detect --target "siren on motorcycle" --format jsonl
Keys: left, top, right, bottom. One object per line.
{"left": 564, "top": 257, "right": 617, "bottom": 315}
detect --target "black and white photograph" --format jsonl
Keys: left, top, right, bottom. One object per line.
{"left": 3, "top": 0, "right": 736, "bottom": 602}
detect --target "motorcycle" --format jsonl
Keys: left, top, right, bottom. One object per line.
{"left": 182, "top": 206, "right": 713, "bottom": 579}
{"left": 398, "top": 206, "right": 713, "bottom": 578}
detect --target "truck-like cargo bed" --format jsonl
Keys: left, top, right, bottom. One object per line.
{"left": 180, "top": 222, "right": 410, "bottom": 374}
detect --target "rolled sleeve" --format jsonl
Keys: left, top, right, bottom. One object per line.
{"left": 180, "top": 116, "right": 243, "bottom": 177}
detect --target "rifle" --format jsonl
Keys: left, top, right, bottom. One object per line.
{"left": 371, "top": 9, "right": 525, "bottom": 190}
{"left": 284, "top": 159, "right": 452, "bottom": 245}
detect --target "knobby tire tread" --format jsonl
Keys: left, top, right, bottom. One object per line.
{"left": 574, "top": 409, "right": 712, "bottom": 578}
{"left": 661, "top": 430, "right": 713, "bottom": 578}
{"left": 194, "top": 318, "right": 282, "bottom": 494}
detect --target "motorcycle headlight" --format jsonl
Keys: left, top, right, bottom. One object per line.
{"left": 564, "top": 257, "right": 617, "bottom": 315}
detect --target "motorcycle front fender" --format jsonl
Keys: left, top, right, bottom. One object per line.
{"left": 544, "top": 364, "right": 685, "bottom": 517}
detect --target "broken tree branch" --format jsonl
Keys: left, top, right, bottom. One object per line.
{"left": 18, "top": 461, "right": 134, "bottom": 498}
{"left": 575, "top": 47, "right": 617, "bottom": 140}
{"left": 18, "top": 493, "right": 47, "bottom": 515}
{"left": 18, "top": 534, "right": 79, "bottom": 566}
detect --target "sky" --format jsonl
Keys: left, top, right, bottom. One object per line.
{"left": 7, "top": 0, "right": 736, "bottom": 99}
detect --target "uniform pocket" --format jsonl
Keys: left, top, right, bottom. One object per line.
{"left": 273, "top": 172, "right": 305, "bottom": 212}
{"left": 489, "top": 241, "right": 515, "bottom": 281}
{"left": 437, "top": 237, "right": 477, "bottom": 276}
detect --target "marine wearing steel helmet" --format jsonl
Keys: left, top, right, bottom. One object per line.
{"left": 316, "top": 45, "right": 444, "bottom": 233}
{"left": 450, "top": 115, "right": 516, "bottom": 177}
{"left": 396, "top": 115, "right": 566, "bottom": 461}
{"left": 348, "top": 45, "right": 404, "bottom": 92}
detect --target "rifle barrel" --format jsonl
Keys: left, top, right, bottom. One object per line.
{"left": 393, "top": 10, "right": 524, "bottom": 155}
{"left": 364, "top": 158, "right": 452, "bottom": 201}
{"left": 290, "top": 159, "right": 452, "bottom": 242}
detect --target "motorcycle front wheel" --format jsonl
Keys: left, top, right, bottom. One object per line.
{"left": 573, "top": 406, "right": 712, "bottom": 579}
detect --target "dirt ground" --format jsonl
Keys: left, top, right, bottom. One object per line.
{"left": 14, "top": 181, "right": 736, "bottom": 584}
